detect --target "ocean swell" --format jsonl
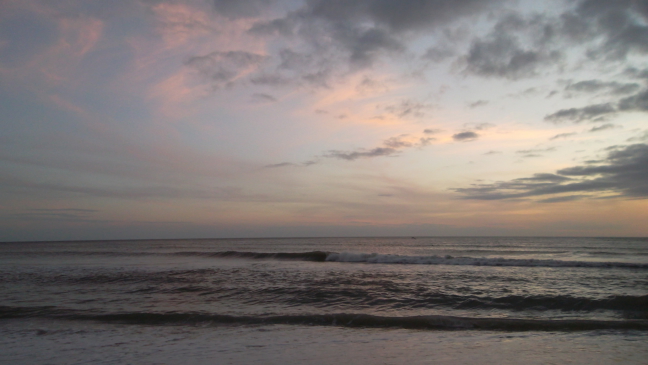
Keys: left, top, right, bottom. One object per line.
{"left": 1, "top": 306, "right": 647, "bottom": 332}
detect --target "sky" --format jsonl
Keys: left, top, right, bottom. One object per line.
{"left": 1, "top": 0, "right": 647, "bottom": 241}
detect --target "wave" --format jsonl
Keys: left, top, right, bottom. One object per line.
{"left": 1, "top": 306, "right": 647, "bottom": 332}
{"left": 325, "top": 252, "right": 648, "bottom": 269}
{"left": 174, "top": 251, "right": 330, "bottom": 261}
{"left": 4, "top": 249, "right": 647, "bottom": 268}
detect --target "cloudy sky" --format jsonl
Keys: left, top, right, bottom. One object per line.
{"left": 1, "top": 0, "right": 647, "bottom": 241}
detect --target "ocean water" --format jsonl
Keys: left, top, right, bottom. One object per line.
{"left": 1, "top": 236, "right": 647, "bottom": 364}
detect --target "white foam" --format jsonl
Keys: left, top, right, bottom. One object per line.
{"left": 325, "top": 252, "right": 648, "bottom": 269}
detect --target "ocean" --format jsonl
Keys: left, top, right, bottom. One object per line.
{"left": 1, "top": 236, "right": 647, "bottom": 364}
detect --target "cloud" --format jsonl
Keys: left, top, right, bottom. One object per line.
{"left": 265, "top": 162, "right": 295, "bottom": 168}
{"left": 516, "top": 147, "right": 556, "bottom": 158}
{"left": 211, "top": 0, "right": 277, "bottom": 19}
{"left": 422, "top": 44, "right": 456, "bottom": 62}
{"left": 467, "top": 122, "right": 494, "bottom": 131}
{"left": 549, "top": 132, "right": 577, "bottom": 140}
{"left": 459, "top": 12, "right": 574, "bottom": 80}
{"left": 383, "top": 135, "right": 413, "bottom": 149}
{"left": 628, "top": 130, "right": 648, "bottom": 142}
{"left": 419, "top": 137, "right": 436, "bottom": 146}
{"left": 423, "top": 128, "right": 443, "bottom": 134}
{"left": 624, "top": 67, "right": 648, "bottom": 80}
{"left": 544, "top": 102, "right": 616, "bottom": 123}
{"left": 251, "top": 92, "right": 277, "bottom": 103}
{"left": 575, "top": 0, "right": 648, "bottom": 61}
{"left": 537, "top": 195, "right": 588, "bottom": 203}
{"left": 468, "top": 100, "right": 488, "bottom": 108}
{"left": 298, "top": 0, "right": 504, "bottom": 33}
{"left": 239, "top": 0, "right": 509, "bottom": 88}
{"left": 544, "top": 87, "right": 648, "bottom": 123}
{"left": 463, "top": 31, "right": 562, "bottom": 79}
{"left": 382, "top": 99, "right": 431, "bottom": 118}
{"left": 484, "top": 150, "right": 501, "bottom": 155}
{"left": 564, "top": 80, "right": 641, "bottom": 96}
{"left": 452, "top": 131, "right": 479, "bottom": 141}
{"left": 324, "top": 147, "right": 398, "bottom": 161}
{"left": 250, "top": 73, "right": 291, "bottom": 86}
{"left": 268, "top": 132, "right": 434, "bottom": 166}
{"left": 456, "top": 1, "right": 648, "bottom": 81}
{"left": 325, "top": 133, "right": 433, "bottom": 160}
{"left": 454, "top": 143, "right": 648, "bottom": 200}
{"left": 589, "top": 123, "right": 617, "bottom": 132}
{"left": 185, "top": 50, "right": 268, "bottom": 89}
{"left": 617, "top": 88, "right": 648, "bottom": 112}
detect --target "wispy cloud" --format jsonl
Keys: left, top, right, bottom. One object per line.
{"left": 516, "top": 147, "right": 556, "bottom": 158}
{"left": 549, "top": 132, "right": 576, "bottom": 140}
{"left": 468, "top": 100, "right": 489, "bottom": 108}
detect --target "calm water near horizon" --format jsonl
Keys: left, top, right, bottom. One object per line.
{"left": 1, "top": 236, "right": 647, "bottom": 364}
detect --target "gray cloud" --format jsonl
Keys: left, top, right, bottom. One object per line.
{"left": 422, "top": 44, "right": 456, "bottom": 62}
{"left": 248, "top": 17, "right": 295, "bottom": 36}
{"left": 341, "top": 27, "right": 405, "bottom": 68}
{"left": 545, "top": 87, "right": 648, "bottom": 123}
{"left": 625, "top": 67, "right": 648, "bottom": 80}
{"left": 454, "top": 143, "right": 648, "bottom": 200}
{"left": 484, "top": 150, "right": 501, "bottom": 155}
{"left": 537, "top": 195, "right": 588, "bottom": 203}
{"left": 251, "top": 93, "right": 277, "bottom": 103}
{"left": 383, "top": 135, "right": 413, "bottom": 149}
{"left": 419, "top": 137, "right": 436, "bottom": 146}
{"left": 325, "top": 133, "right": 434, "bottom": 161}
{"left": 628, "top": 130, "right": 648, "bottom": 142}
{"left": 453, "top": 131, "right": 479, "bottom": 141}
{"left": 469, "top": 123, "right": 495, "bottom": 131}
{"left": 463, "top": 31, "right": 562, "bottom": 79}
{"left": 549, "top": 132, "right": 577, "bottom": 140}
{"left": 544, "top": 102, "right": 616, "bottom": 123}
{"left": 617, "top": 88, "right": 648, "bottom": 111}
{"left": 468, "top": 100, "right": 489, "bottom": 108}
{"left": 576, "top": 0, "right": 648, "bottom": 61}
{"left": 299, "top": 0, "right": 504, "bottom": 33}
{"left": 423, "top": 128, "right": 443, "bottom": 134}
{"left": 589, "top": 123, "right": 617, "bottom": 132}
{"left": 186, "top": 0, "right": 648, "bottom": 97}
{"left": 458, "top": 1, "right": 648, "bottom": 80}
{"left": 564, "top": 79, "right": 641, "bottom": 96}
{"left": 382, "top": 99, "right": 431, "bottom": 118}
{"left": 185, "top": 51, "right": 268, "bottom": 89}
{"left": 200, "top": 0, "right": 648, "bottom": 96}
{"left": 265, "top": 162, "right": 295, "bottom": 168}
{"left": 241, "top": 0, "right": 508, "bottom": 88}
{"left": 324, "top": 147, "right": 398, "bottom": 161}
{"left": 516, "top": 147, "right": 556, "bottom": 158}
{"left": 212, "top": 0, "right": 277, "bottom": 19}
{"left": 269, "top": 132, "right": 434, "bottom": 166}
{"left": 250, "top": 73, "right": 291, "bottom": 86}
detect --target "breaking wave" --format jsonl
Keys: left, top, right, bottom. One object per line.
{"left": 5, "top": 249, "right": 647, "bottom": 269}
{"left": 325, "top": 252, "right": 648, "bottom": 269}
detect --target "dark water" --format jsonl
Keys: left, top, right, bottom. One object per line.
{"left": 1, "top": 237, "right": 647, "bottom": 364}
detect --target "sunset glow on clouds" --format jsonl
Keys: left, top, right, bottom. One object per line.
{"left": 1, "top": 0, "right": 647, "bottom": 241}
